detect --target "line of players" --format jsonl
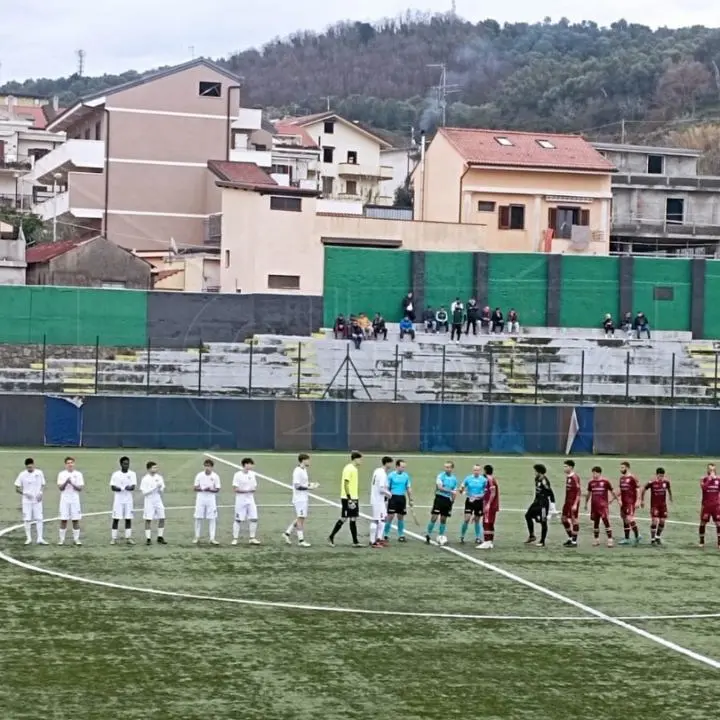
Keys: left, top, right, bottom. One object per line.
{"left": 13, "top": 453, "right": 720, "bottom": 549}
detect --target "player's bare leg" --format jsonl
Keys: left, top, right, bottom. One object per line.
{"left": 125, "top": 519, "right": 134, "bottom": 545}
{"left": 58, "top": 519, "right": 68, "bottom": 545}
{"left": 156, "top": 518, "right": 166, "bottom": 544}
{"left": 602, "top": 516, "right": 614, "bottom": 547}
{"left": 193, "top": 518, "right": 202, "bottom": 544}
{"left": 592, "top": 518, "right": 601, "bottom": 546}
{"left": 144, "top": 519, "right": 152, "bottom": 545}
{"left": 699, "top": 517, "right": 707, "bottom": 548}
{"left": 209, "top": 517, "right": 219, "bottom": 545}
{"left": 650, "top": 519, "right": 659, "bottom": 545}
{"left": 426, "top": 511, "right": 440, "bottom": 543}
{"left": 655, "top": 519, "right": 666, "bottom": 545}
{"left": 71, "top": 519, "right": 81, "bottom": 546}
{"left": 621, "top": 517, "right": 630, "bottom": 544}
{"left": 248, "top": 519, "right": 260, "bottom": 545}
{"left": 295, "top": 516, "right": 310, "bottom": 547}
{"left": 562, "top": 514, "right": 577, "bottom": 547}
{"left": 383, "top": 512, "right": 395, "bottom": 542}
{"left": 111, "top": 518, "right": 120, "bottom": 544}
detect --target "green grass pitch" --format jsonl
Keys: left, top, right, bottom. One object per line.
{"left": 1, "top": 449, "right": 720, "bottom": 720}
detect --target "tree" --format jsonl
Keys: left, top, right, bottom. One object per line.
{"left": 393, "top": 182, "right": 414, "bottom": 209}
{"left": 656, "top": 60, "right": 713, "bottom": 117}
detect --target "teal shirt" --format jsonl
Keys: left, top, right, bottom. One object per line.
{"left": 463, "top": 474, "right": 487, "bottom": 499}
{"left": 436, "top": 472, "right": 458, "bottom": 498}
{"left": 388, "top": 471, "right": 411, "bottom": 496}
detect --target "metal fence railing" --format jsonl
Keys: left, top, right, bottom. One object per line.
{"left": 2, "top": 335, "right": 719, "bottom": 408}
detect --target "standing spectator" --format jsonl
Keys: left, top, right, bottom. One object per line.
{"left": 633, "top": 312, "right": 651, "bottom": 340}
{"left": 491, "top": 308, "right": 504, "bottom": 334}
{"left": 423, "top": 306, "right": 437, "bottom": 333}
{"left": 507, "top": 309, "right": 520, "bottom": 334}
{"left": 399, "top": 316, "right": 416, "bottom": 341}
{"left": 350, "top": 317, "right": 363, "bottom": 349}
{"left": 435, "top": 306, "right": 449, "bottom": 333}
{"left": 372, "top": 313, "right": 387, "bottom": 340}
{"left": 603, "top": 314, "right": 615, "bottom": 337}
{"left": 450, "top": 297, "right": 462, "bottom": 314}
{"left": 465, "top": 298, "right": 479, "bottom": 335}
{"left": 450, "top": 302, "right": 464, "bottom": 343}
{"left": 402, "top": 292, "right": 415, "bottom": 322}
{"left": 621, "top": 311, "right": 633, "bottom": 336}
{"left": 480, "top": 306, "right": 491, "bottom": 334}
{"left": 333, "top": 314, "right": 347, "bottom": 339}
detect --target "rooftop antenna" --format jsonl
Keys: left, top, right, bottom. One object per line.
{"left": 450, "top": 0, "right": 457, "bottom": 15}
{"left": 76, "top": 49, "right": 85, "bottom": 77}
{"left": 427, "top": 63, "right": 460, "bottom": 127}
{"left": 322, "top": 96, "right": 331, "bottom": 112}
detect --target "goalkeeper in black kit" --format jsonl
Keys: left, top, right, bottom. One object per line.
{"left": 524, "top": 463, "right": 557, "bottom": 547}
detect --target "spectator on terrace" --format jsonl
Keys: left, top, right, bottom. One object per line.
{"left": 621, "top": 311, "right": 633, "bottom": 335}
{"left": 402, "top": 292, "right": 416, "bottom": 322}
{"left": 633, "top": 312, "right": 651, "bottom": 340}
{"left": 435, "top": 306, "right": 449, "bottom": 333}
{"left": 480, "top": 306, "right": 491, "bottom": 334}
{"left": 423, "top": 306, "right": 437, "bottom": 333}
{"left": 450, "top": 302, "right": 464, "bottom": 342}
{"left": 507, "top": 309, "right": 520, "bottom": 334}
{"left": 450, "top": 297, "right": 463, "bottom": 315}
{"left": 465, "top": 298, "right": 479, "bottom": 335}
{"left": 491, "top": 307, "right": 504, "bottom": 334}
{"left": 603, "top": 314, "right": 615, "bottom": 337}
{"left": 350, "top": 317, "right": 364, "bottom": 349}
{"left": 333, "top": 314, "right": 348, "bottom": 339}
{"left": 399, "top": 316, "right": 416, "bottom": 341}
{"left": 372, "top": 313, "right": 387, "bottom": 340}
{"left": 357, "top": 313, "right": 372, "bottom": 339}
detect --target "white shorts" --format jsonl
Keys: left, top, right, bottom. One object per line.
{"left": 293, "top": 499, "right": 309, "bottom": 519}
{"left": 195, "top": 496, "right": 218, "bottom": 520}
{"left": 234, "top": 497, "right": 258, "bottom": 522}
{"left": 112, "top": 498, "right": 134, "bottom": 520}
{"left": 22, "top": 499, "right": 43, "bottom": 522}
{"left": 372, "top": 501, "right": 387, "bottom": 523}
{"left": 59, "top": 496, "right": 82, "bottom": 521}
{"left": 143, "top": 497, "right": 165, "bottom": 521}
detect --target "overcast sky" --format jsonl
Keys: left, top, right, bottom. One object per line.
{"left": 1, "top": 0, "right": 717, "bottom": 82}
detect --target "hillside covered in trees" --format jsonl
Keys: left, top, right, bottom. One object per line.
{"left": 4, "top": 14, "right": 720, "bottom": 146}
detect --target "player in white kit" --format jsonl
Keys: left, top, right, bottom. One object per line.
{"left": 370, "top": 456, "right": 393, "bottom": 548}
{"left": 110, "top": 456, "right": 137, "bottom": 545}
{"left": 14, "top": 457, "right": 48, "bottom": 545}
{"left": 140, "top": 461, "right": 167, "bottom": 545}
{"left": 232, "top": 457, "right": 261, "bottom": 545}
{"left": 57, "top": 456, "right": 84, "bottom": 546}
{"left": 193, "top": 458, "right": 221, "bottom": 545}
{"left": 283, "top": 453, "right": 317, "bottom": 547}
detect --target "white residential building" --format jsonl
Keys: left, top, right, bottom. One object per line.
{"left": 379, "top": 146, "right": 420, "bottom": 203}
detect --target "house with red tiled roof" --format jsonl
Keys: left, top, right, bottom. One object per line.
{"left": 25, "top": 236, "right": 152, "bottom": 288}
{"left": 414, "top": 127, "right": 616, "bottom": 254}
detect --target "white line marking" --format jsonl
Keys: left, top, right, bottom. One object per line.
{"left": 206, "top": 453, "right": 720, "bottom": 670}
{"left": 1, "top": 503, "right": 718, "bottom": 624}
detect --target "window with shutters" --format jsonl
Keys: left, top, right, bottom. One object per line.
{"left": 499, "top": 204, "right": 525, "bottom": 230}
{"left": 549, "top": 206, "right": 589, "bottom": 239}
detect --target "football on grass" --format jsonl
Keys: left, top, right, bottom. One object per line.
{"left": 438, "top": 535, "right": 448, "bottom": 546}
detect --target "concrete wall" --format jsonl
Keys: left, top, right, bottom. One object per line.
{"left": 613, "top": 186, "right": 720, "bottom": 226}
{"left": 602, "top": 149, "right": 698, "bottom": 177}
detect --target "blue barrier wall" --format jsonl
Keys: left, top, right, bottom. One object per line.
{"left": 3, "top": 394, "right": 720, "bottom": 456}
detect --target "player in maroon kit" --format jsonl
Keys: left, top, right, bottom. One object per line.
{"left": 561, "top": 459, "right": 582, "bottom": 547}
{"left": 478, "top": 464, "right": 499, "bottom": 550}
{"left": 618, "top": 461, "right": 641, "bottom": 545}
{"left": 699, "top": 463, "right": 720, "bottom": 549}
{"left": 584, "top": 466, "right": 619, "bottom": 547}
{"left": 640, "top": 468, "right": 673, "bottom": 545}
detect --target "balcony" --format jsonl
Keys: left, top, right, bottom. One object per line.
{"left": 611, "top": 216, "right": 720, "bottom": 240}
{"left": 337, "top": 163, "right": 393, "bottom": 180}
{"left": 29, "top": 139, "right": 104, "bottom": 185}
{"left": 612, "top": 174, "right": 720, "bottom": 191}
{"left": 33, "top": 172, "right": 104, "bottom": 221}
{"left": 229, "top": 147, "right": 272, "bottom": 168}
{"left": 0, "top": 158, "right": 31, "bottom": 174}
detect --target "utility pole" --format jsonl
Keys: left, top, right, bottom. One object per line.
{"left": 322, "top": 96, "right": 331, "bottom": 112}
{"left": 427, "top": 63, "right": 460, "bottom": 127}
{"left": 76, "top": 49, "right": 85, "bottom": 77}
{"left": 620, "top": 118, "right": 626, "bottom": 144}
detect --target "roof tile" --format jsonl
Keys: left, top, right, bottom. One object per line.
{"left": 440, "top": 127, "right": 616, "bottom": 172}
{"left": 207, "top": 160, "right": 278, "bottom": 187}
{"left": 26, "top": 238, "right": 84, "bottom": 264}
{"left": 273, "top": 121, "right": 318, "bottom": 148}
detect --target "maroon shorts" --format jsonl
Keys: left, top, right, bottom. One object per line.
{"left": 650, "top": 505, "right": 668, "bottom": 520}
{"left": 590, "top": 506, "right": 609, "bottom": 522}
{"left": 562, "top": 502, "right": 579, "bottom": 520}
{"left": 700, "top": 505, "right": 720, "bottom": 523}
{"left": 620, "top": 503, "right": 636, "bottom": 519}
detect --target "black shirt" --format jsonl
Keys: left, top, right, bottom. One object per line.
{"left": 533, "top": 475, "right": 555, "bottom": 505}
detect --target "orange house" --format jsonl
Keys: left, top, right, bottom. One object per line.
{"left": 413, "top": 127, "right": 616, "bottom": 254}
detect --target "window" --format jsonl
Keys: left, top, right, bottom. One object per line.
{"left": 647, "top": 155, "right": 664, "bottom": 174}
{"left": 28, "top": 148, "right": 49, "bottom": 162}
{"left": 477, "top": 200, "right": 496, "bottom": 212}
{"left": 347, "top": 150, "right": 358, "bottom": 164}
{"left": 270, "top": 195, "right": 302, "bottom": 212}
{"left": 95, "top": 121, "right": 102, "bottom": 140}
{"left": 324, "top": 120, "right": 335, "bottom": 134}
{"left": 224, "top": 250, "right": 230, "bottom": 269}
{"left": 322, "top": 176, "right": 334, "bottom": 195}
{"left": 271, "top": 164, "right": 291, "bottom": 176}
{"left": 536, "top": 139, "right": 555, "bottom": 149}
{"left": 199, "top": 81, "right": 222, "bottom": 97}
{"left": 346, "top": 180, "right": 357, "bottom": 196}
{"left": 268, "top": 274, "right": 301, "bottom": 290}
{"left": 253, "top": 144, "right": 268, "bottom": 151}
{"left": 495, "top": 137, "right": 513, "bottom": 146}
{"left": 666, "top": 198, "right": 684, "bottom": 224}
{"left": 323, "top": 147, "right": 334, "bottom": 163}
{"left": 499, "top": 204, "right": 525, "bottom": 230}
{"left": 548, "top": 206, "right": 590, "bottom": 239}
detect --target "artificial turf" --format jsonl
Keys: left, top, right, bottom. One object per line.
{"left": 1, "top": 449, "right": 719, "bottom": 720}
